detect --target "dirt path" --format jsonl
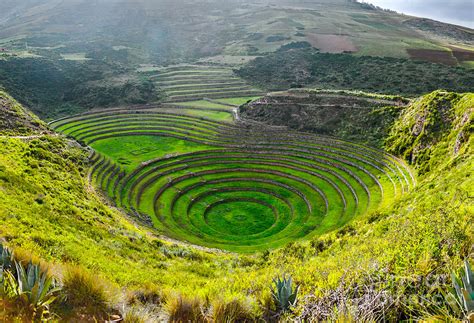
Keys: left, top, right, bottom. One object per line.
{"left": 203, "top": 98, "right": 238, "bottom": 108}
{"left": 269, "top": 92, "right": 408, "bottom": 106}
{"left": 232, "top": 107, "right": 240, "bottom": 121}
{"left": 0, "top": 134, "right": 48, "bottom": 139}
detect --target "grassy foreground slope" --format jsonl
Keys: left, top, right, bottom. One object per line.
{"left": 0, "top": 90, "right": 472, "bottom": 320}
{"left": 0, "top": 92, "right": 255, "bottom": 320}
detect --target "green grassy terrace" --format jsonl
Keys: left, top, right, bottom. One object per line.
{"left": 144, "top": 65, "right": 264, "bottom": 102}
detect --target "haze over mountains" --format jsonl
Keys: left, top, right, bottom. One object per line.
{"left": 0, "top": 0, "right": 473, "bottom": 65}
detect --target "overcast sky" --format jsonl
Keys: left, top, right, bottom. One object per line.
{"left": 366, "top": 0, "right": 474, "bottom": 28}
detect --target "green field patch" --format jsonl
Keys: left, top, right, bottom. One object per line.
{"left": 60, "top": 53, "right": 90, "bottom": 61}
{"left": 178, "top": 108, "right": 234, "bottom": 122}
{"left": 161, "top": 81, "right": 247, "bottom": 90}
{"left": 204, "top": 199, "right": 276, "bottom": 236}
{"left": 166, "top": 86, "right": 253, "bottom": 95}
{"left": 171, "top": 100, "right": 234, "bottom": 110}
{"left": 213, "top": 96, "right": 261, "bottom": 106}
{"left": 90, "top": 136, "right": 214, "bottom": 170}
{"left": 130, "top": 147, "right": 160, "bottom": 156}
{"left": 462, "top": 61, "right": 474, "bottom": 68}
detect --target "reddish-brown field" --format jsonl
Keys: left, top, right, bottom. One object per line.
{"left": 406, "top": 48, "right": 457, "bottom": 66}
{"left": 306, "top": 33, "right": 357, "bottom": 53}
{"left": 449, "top": 46, "right": 474, "bottom": 62}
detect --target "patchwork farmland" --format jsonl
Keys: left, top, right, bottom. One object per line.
{"left": 145, "top": 65, "right": 265, "bottom": 102}
{"left": 50, "top": 93, "right": 414, "bottom": 253}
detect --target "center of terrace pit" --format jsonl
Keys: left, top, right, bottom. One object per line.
{"left": 49, "top": 65, "right": 414, "bottom": 253}
{"left": 205, "top": 200, "right": 276, "bottom": 236}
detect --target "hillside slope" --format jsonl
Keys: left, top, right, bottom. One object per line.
{"left": 386, "top": 91, "right": 473, "bottom": 174}
{"left": 0, "top": 90, "right": 472, "bottom": 321}
{"left": 236, "top": 48, "right": 474, "bottom": 95}
{"left": 0, "top": 90, "right": 49, "bottom": 135}
{"left": 240, "top": 89, "right": 407, "bottom": 147}
{"left": 0, "top": 0, "right": 473, "bottom": 63}
{"left": 0, "top": 92, "right": 246, "bottom": 320}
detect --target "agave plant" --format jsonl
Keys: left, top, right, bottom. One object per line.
{"left": 4, "top": 260, "right": 61, "bottom": 318}
{"left": 0, "top": 244, "right": 13, "bottom": 291}
{"left": 271, "top": 275, "right": 300, "bottom": 312}
{"left": 450, "top": 260, "right": 474, "bottom": 319}
{"left": 0, "top": 243, "right": 14, "bottom": 270}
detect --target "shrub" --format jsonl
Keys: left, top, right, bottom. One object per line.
{"left": 1, "top": 243, "right": 61, "bottom": 320}
{"left": 127, "top": 285, "right": 162, "bottom": 306}
{"left": 0, "top": 251, "right": 60, "bottom": 321}
{"left": 3, "top": 260, "right": 60, "bottom": 320}
{"left": 0, "top": 243, "right": 14, "bottom": 271}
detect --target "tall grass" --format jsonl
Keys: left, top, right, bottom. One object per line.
{"left": 164, "top": 295, "right": 204, "bottom": 322}
{"left": 209, "top": 298, "right": 254, "bottom": 323}
{"left": 61, "top": 265, "right": 112, "bottom": 318}
{"left": 121, "top": 305, "right": 159, "bottom": 323}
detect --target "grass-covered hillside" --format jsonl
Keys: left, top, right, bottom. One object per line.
{"left": 0, "top": 90, "right": 49, "bottom": 135}
{"left": 386, "top": 91, "right": 473, "bottom": 174}
{"left": 0, "top": 90, "right": 473, "bottom": 321}
{"left": 0, "top": 58, "right": 160, "bottom": 119}
{"left": 1, "top": 0, "right": 473, "bottom": 64}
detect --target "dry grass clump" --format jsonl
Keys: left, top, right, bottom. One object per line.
{"left": 209, "top": 298, "right": 255, "bottom": 323}
{"left": 164, "top": 295, "right": 205, "bottom": 322}
{"left": 121, "top": 304, "right": 159, "bottom": 323}
{"left": 61, "top": 265, "right": 113, "bottom": 319}
{"left": 127, "top": 284, "right": 163, "bottom": 306}
{"left": 163, "top": 294, "right": 257, "bottom": 323}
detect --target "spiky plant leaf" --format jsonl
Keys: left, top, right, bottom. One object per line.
{"left": 271, "top": 275, "right": 299, "bottom": 312}
{"left": 464, "top": 260, "right": 474, "bottom": 297}
{"left": 0, "top": 244, "right": 13, "bottom": 271}
{"left": 449, "top": 260, "right": 474, "bottom": 318}
{"left": 7, "top": 259, "right": 60, "bottom": 318}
